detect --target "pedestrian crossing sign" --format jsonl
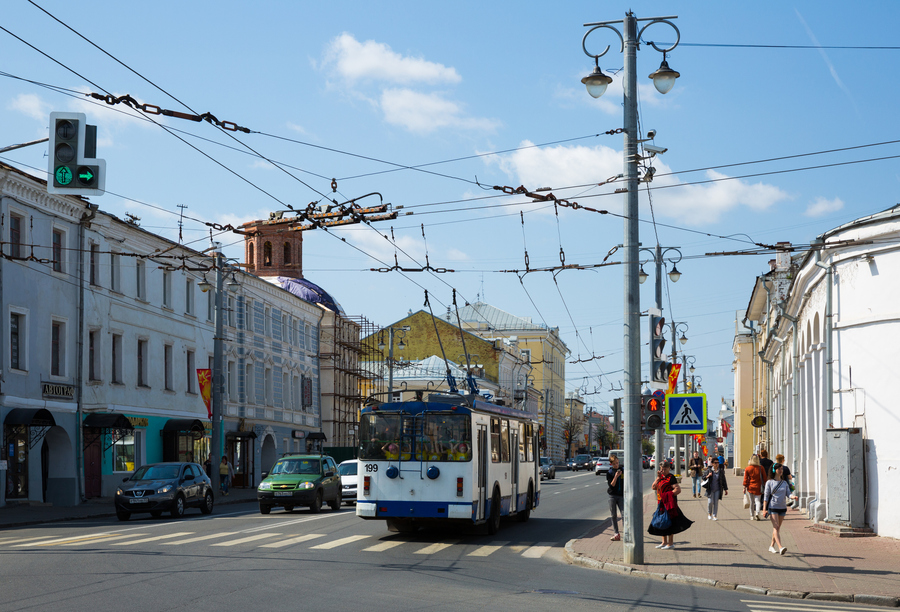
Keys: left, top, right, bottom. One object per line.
{"left": 665, "top": 393, "right": 706, "bottom": 434}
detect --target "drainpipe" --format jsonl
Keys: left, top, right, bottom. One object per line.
{"left": 814, "top": 253, "right": 834, "bottom": 428}
{"left": 76, "top": 203, "right": 98, "bottom": 503}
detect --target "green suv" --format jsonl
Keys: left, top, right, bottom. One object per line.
{"left": 257, "top": 454, "right": 342, "bottom": 514}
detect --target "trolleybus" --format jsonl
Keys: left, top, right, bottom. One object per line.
{"left": 355, "top": 392, "right": 540, "bottom": 533}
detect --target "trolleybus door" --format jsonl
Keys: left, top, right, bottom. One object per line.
{"left": 477, "top": 424, "right": 487, "bottom": 521}
{"left": 510, "top": 429, "right": 519, "bottom": 512}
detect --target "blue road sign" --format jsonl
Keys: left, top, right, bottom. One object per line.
{"left": 665, "top": 393, "right": 707, "bottom": 434}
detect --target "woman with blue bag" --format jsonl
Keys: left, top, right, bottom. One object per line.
{"left": 648, "top": 461, "right": 694, "bottom": 549}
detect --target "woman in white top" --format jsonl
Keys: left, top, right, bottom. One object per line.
{"left": 762, "top": 463, "right": 790, "bottom": 555}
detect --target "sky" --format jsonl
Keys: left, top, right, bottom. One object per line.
{"left": 3, "top": 1, "right": 899, "bottom": 418}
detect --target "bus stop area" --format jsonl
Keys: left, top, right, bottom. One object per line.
{"left": 566, "top": 489, "right": 900, "bottom": 607}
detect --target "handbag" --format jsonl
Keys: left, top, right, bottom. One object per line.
{"left": 743, "top": 491, "right": 751, "bottom": 509}
{"left": 650, "top": 503, "right": 672, "bottom": 530}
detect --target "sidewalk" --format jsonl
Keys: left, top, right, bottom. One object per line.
{"left": 566, "top": 489, "right": 900, "bottom": 607}
{"left": 0, "top": 487, "right": 259, "bottom": 529}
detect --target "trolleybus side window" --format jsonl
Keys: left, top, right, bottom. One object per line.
{"left": 525, "top": 424, "right": 534, "bottom": 462}
{"left": 500, "top": 420, "right": 510, "bottom": 463}
{"left": 518, "top": 422, "right": 526, "bottom": 461}
{"left": 490, "top": 418, "right": 501, "bottom": 463}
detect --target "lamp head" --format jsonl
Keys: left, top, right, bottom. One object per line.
{"left": 668, "top": 264, "right": 682, "bottom": 283}
{"left": 638, "top": 265, "right": 649, "bottom": 284}
{"left": 648, "top": 54, "right": 680, "bottom": 95}
{"left": 582, "top": 63, "right": 613, "bottom": 99}
{"left": 198, "top": 276, "right": 211, "bottom": 293}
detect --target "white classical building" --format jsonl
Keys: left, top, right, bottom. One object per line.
{"left": 737, "top": 206, "right": 900, "bottom": 538}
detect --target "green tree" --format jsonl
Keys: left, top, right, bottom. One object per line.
{"left": 641, "top": 438, "right": 655, "bottom": 456}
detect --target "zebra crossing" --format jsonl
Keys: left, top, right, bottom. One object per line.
{"left": 0, "top": 529, "right": 561, "bottom": 559}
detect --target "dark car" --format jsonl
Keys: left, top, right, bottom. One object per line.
{"left": 540, "top": 457, "right": 556, "bottom": 480}
{"left": 572, "top": 454, "right": 593, "bottom": 471}
{"left": 257, "top": 454, "right": 341, "bottom": 514}
{"left": 115, "top": 462, "right": 214, "bottom": 521}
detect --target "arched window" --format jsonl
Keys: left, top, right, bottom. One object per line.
{"left": 283, "top": 242, "right": 291, "bottom": 265}
{"left": 813, "top": 312, "right": 821, "bottom": 345}
{"left": 248, "top": 243, "right": 255, "bottom": 269}
{"left": 263, "top": 241, "right": 273, "bottom": 266}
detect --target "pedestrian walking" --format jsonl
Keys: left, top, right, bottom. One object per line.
{"left": 204, "top": 454, "right": 212, "bottom": 477}
{"left": 763, "top": 463, "right": 790, "bottom": 554}
{"left": 649, "top": 461, "right": 693, "bottom": 549}
{"left": 219, "top": 456, "right": 234, "bottom": 496}
{"left": 742, "top": 454, "right": 766, "bottom": 520}
{"left": 702, "top": 457, "right": 728, "bottom": 520}
{"left": 688, "top": 451, "right": 704, "bottom": 498}
{"left": 606, "top": 454, "right": 625, "bottom": 541}
{"left": 772, "top": 453, "right": 797, "bottom": 508}
{"left": 758, "top": 449, "right": 773, "bottom": 479}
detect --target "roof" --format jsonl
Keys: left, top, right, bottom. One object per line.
{"left": 275, "top": 277, "right": 344, "bottom": 314}
{"left": 453, "top": 301, "right": 547, "bottom": 332}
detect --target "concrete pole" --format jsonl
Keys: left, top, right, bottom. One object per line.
{"left": 387, "top": 327, "right": 395, "bottom": 398}
{"left": 210, "top": 248, "right": 225, "bottom": 494}
{"left": 653, "top": 246, "right": 665, "bottom": 474}
{"left": 621, "top": 11, "right": 643, "bottom": 565}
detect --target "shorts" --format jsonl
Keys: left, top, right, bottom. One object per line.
{"left": 769, "top": 508, "right": 786, "bottom": 516}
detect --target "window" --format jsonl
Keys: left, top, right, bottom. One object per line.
{"left": 186, "top": 350, "right": 196, "bottom": 393}
{"left": 282, "top": 315, "right": 288, "bottom": 342}
{"left": 135, "top": 260, "right": 146, "bottom": 300}
{"left": 113, "top": 434, "right": 136, "bottom": 472}
{"left": 263, "top": 241, "right": 272, "bottom": 266}
{"left": 52, "top": 229, "right": 63, "bottom": 273}
{"left": 228, "top": 361, "right": 236, "bottom": 400}
{"left": 500, "top": 420, "right": 510, "bottom": 463}
{"left": 164, "top": 344, "right": 173, "bottom": 390}
{"left": 490, "top": 418, "right": 501, "bottom": 463}
{"left": 162, "top": 270, "right": 171, "bottom": 308}
{"left": 206, "top": 287, "right": 214, "bottom": 321}
{"left": 111, "top": 333, "right": 123, "bottom": 383}
{"left": 51, "top": 320, "right": 65, "bottom": 376}
{"left": 245, "top": 363, "right": 254, "bottom": 403}
{"left": 282, "top": 372, "right": 289, "bottom": 408}
{"left": 283, "top": 242, "right": 291, "bottom": 265}
{"left": 265, "top": 306, "right": 271, "bottom": 336}
{"left": 292, "top": 375, "right": 300, "bottom": 410}
{"left": 298, "top": 321, "right": 306, "bottom": 350}
{"left": 518, "top": 422, "right": 526, "bottom": 462}
{"left": 525, "top": 423, "right": 534, "bottom": 462}
{"left": 248, "top": 243, "right": 254, "bottom": 269}
{"left": 110, "top": 252, "right": 121, "bottom": 292}
{"left": 9, "top": 214, "right": 24, "bottom": 259}
{"left": 185, "top": 278, "right": 194, "bottom": 315}
{"left": 137, "top": 339, "right": 148, "bottom": 386}
{"left": 521, "top": 349, "right": 531, "bottom": 363}
{"left": 88, "top": 330, "right": 100, "bottom": 381}
{"left": 89, "top": 243, "right": 99, "bottom": 286}
{"left": 265, "top": 367, "right": 273, "bottom": 405}
{"left": 10, "top": 312, "right": 25, "bottom": 370}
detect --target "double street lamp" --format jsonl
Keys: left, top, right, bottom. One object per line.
{"left": 378, "top": 326, "right": 410, "bottom": 399}
{"left": 581, "top": 11, "right": 680, "bottom": 565}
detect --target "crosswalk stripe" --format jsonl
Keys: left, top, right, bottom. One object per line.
{"left": 414, "top": 540, "right": 459, "bottom": 555}
{"left": 467, "top": 541, "right": 509, "bottom": 557}
{"left": 210, "top": 533, "right": 282, "bottom": 547}
{"left": 259, "top": 534, "right": 326, "bottom": 549}
{"left": 521, "top": 542, "right": 555, "bottom": 558}
{"left": 508, "top": 544, "right": 531, "bottom": 553}
{"left": 160, "top": 533, "right": 239, "bottom": 545}
{"left": 111, "top": 532, "right": 194, "bottom": 546}
{"left": 0, "top": 536, "right": 58, "bottom": 546}
{"left": 65, "top": 534, "right": 148, "bottom": 546}
{"left": 310, "top": 535, "right": 370, "bottom": 550}
{"left": 362, "top": 540, "right": 406, "bottom": 552}
{"left": 17, "top": 533, "right": 126, "bottom": 547}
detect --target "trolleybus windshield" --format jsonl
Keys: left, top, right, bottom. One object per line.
{"left": 359, "top": 412, "right": 471, "bottom": 462}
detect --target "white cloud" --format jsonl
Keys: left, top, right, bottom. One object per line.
{"left": 381, "top": 89, "right": 499, "bottom": 135}
{"left": 8, "top": 93, "right": 50, "bottom": 122}
{"left": 805, "top": 196, "right": 843, "bottom": 217}
{"left": 323, "top": 33, "right": 460, "bottom": 86}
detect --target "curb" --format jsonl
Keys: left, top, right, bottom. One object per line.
{"left": 563, "top": 539, "right": 900, "bottom": 608}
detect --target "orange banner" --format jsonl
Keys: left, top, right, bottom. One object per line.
{"left": 666, "top": 363, "right": 682, "bottom": 395}
{"left": 197, "top": 369, "right": 212, "bottom": 419}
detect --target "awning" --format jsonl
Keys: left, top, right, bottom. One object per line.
{"left": 4, "top": 408, "right": 56, "bottom": 427}
{"left": 162, "top": 418, "right": 206, "bottom": 433}
{"left": 307, "top": 432, "right": 327, "bottom": 441}
{"left": 83, "top": 413, "right": 134, "bottom": 430}
{"left": 226, "top": 430, "right": 257, "bottom": 439}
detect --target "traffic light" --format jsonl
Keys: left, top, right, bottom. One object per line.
{"left": 609, "top": 398, "right": 622, "bottom": 432}
{"left": 48, "top": 112, "right": 106, "bottom": 196}
{"left": 643, "top": 395, "right": 664, "bottom": 430}
{"left": 649, "top": 307, "right": 669, "bottom": 385}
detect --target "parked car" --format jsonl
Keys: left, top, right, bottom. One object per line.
{"left": 115, "top": 462, "right": 214, "bottom": 521}
{"left": 642, "top": 455, "right": 651, "bottom": 469}
{"left": 540, "top": 456, "right": 556, "bottom": 480}
{"left": 257, "top": 454, "right": 341, "bottom": 514}
{"left": 571, "top": 454, "right": 593, "bottom": 471}
{"left": 593, "top": 455, "right": 611, "bottom": 475}
{"left": 338, "top": 459, "right": 359, "bottom": 505}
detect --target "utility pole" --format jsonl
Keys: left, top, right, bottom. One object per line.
{"left": 210, "top": 246, "right": 225, "bottom": 493}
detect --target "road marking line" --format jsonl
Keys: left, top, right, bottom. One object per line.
{"left": 467, "top": 541, "right": 509, "bottom": 557}
{"left": 210, "top": 533, "right": 282, "bottom": 547}
{"left": 740, "top": 601, "right": 878, "bottom": 611}
{"left": 508, "top": 544, "right": 531, "bottom": 553}
{"left": 17, "top": 533, "right": 126, "bottom": 547}
{"left": 522, "top": 542, "right": 555, "bottom": 558}
{"left": 310, "top": 535, "right": 370, "bottom": 550}
{"left": 111, "top": 532, "right": 194, "bottom": 546}
{"left": 161, "top": 532, "right": 239, "bottom": 545}
{"left": 0, "top": 536, "right": 57, "bottom": 546}
{"left": 414, "top": 540, "right": 460, "bottom": 554}
{"left": 64, "top": 534, "right": 149, "bottom": 546}
{"left": 362, "top": 540, "right": 406, "bottom": 552}
{"left": 259, "top": 534, "right": 326, "bottom": 548}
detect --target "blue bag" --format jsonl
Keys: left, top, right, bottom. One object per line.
{"left": 650, "top": 503, "right": 672, "bottom": 530}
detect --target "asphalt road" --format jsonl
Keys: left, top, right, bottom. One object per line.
{"left": 0, "top": 469, "right": 865, "bottom": 612}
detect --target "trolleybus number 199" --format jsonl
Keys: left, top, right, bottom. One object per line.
{"left": 364, "top": 463, "right": 379, "bottom": 473}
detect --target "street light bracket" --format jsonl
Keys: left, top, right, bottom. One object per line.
{"left": 581, "top": 24, "right": 624, "bottom": 61}
{"left": 638, "top": 20, "right": 681, "bottom": 54}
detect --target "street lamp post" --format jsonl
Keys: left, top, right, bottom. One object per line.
{"left": 581, "top": 11, "right": 680, "bottom": 565}
{"left": 378, "top": 326, "right": 410, "bottom": 399}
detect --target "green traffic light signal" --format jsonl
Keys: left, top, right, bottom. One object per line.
{"left": 48, "top": 112, "right": 106, "bottom": 196}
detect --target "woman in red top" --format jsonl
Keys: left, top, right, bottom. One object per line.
{"left": 648, "top": 462, "right": 694, "bottom": 549}
{"left": 742, "top": 454, "right": 767, "bottom": 521}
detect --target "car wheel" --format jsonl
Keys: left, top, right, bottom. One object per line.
{"left": 259, "top": 503, "right": 271, "bottom": 515}
{"left": 516, "top": 485, "right": 533, "bottom": 523}
{"left": 200, "top": 491, "right": 214, "bottom": 515}
{"left": 309, "top": 490, "right": 323, "bottom": 513}
{"left": 116, "top": 508, "right": 130, "bottom": 521}
{"left": 328, "top": 490, "right": 341, "bottom": 511}
{"left": 486, "top": 488, "right": 502, "bottom": 535}
{"left": 170, "top": 494, "right": 185, "bottom": 519}
{"left": 150, "top": 511, "right": 162, "bottom": 518}
{"left": 551, "top": 469, "right": 556, "bottom": 479}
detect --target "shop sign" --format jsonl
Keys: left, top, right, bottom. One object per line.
{"left": 42, "top": 382, "right": 75, "bottom": 400}
{"left": 127, "top": 417, "right": 149, "bottom": 428}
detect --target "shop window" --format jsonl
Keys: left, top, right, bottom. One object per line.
{"left": 113, "top": 434, "right": 136, "bottom": 472}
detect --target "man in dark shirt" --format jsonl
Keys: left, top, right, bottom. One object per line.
{"left": 758, "top": 449, "right": 773, "bottom": 480}
{"left": 607, "top": 454, "right": 625, "bottom": 541}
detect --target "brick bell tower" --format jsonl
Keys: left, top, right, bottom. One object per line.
{"left": 239, "top": 219, "right": 303, "bottom": 279}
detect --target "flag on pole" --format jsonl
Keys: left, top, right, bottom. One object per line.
{"left": 197, "top": 369, "right": 212, "bottom": 419}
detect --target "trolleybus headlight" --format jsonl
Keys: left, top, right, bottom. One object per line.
{"left": 426, "top": 466, "right": 440, "bottom": 480}
{"left": 385, "top": 466, "right": 399, "bottom": 479}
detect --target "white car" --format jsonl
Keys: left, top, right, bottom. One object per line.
{"left": 338, "top": 459, "right": 358, "bottom": 505}
{"left": 594, "top": 455, "right": 611, "bottom": 475}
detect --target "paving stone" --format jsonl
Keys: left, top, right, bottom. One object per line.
{"left": 735, "top": 585, "right": 767, "bottom": 595}
{"left": 854, "top": 594, "right": 900, "bottom": 608}
{"left": 806, "top": 592, "right": 854, "bottom": 602}
{"left": 767, "top": 590, "right": 807, "bottom": 599}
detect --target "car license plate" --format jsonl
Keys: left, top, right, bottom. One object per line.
{"left": 129, "top": 498, "right": 149, "bottom": 504}
{"left": 274, "top": 491, "right": 292, "bottom": 497}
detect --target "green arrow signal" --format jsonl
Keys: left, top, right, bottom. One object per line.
{"left": 78, "top": 168, "right": 94, "bottom": 182}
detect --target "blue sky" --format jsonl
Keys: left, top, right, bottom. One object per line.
{"left": 3, "top": 1, "right": 899, "bottom": 416}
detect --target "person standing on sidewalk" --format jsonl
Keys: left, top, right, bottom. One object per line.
{"left": 763, "top": 463, "right": 790, "bottom": 554}
{"left": 606, "top": 454, "right": 625, "bottom": 541}
{"left": 649, "top": 462, "right": 693, "bottom": 549}
{"left": 688, "top": 451, "right": 704, "bottom": 498}
{"left": 702, "top": 457, "right": 728, "bottom": 520}
{"left": 742, "top": 454, "right": 766, "bottom": 520}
